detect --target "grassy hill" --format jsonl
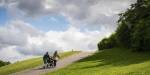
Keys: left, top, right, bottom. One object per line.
{"left": 0, "top": 51, "right": 79, "bottom": 75}
{"left": 45, "top": 48, "right": 150, "bottom": 75}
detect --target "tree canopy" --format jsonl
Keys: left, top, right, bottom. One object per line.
{"left": 98, "top": 0, "right": 150, "bottom": 51}
{"left": 0, "top": 60, "right": 10, "bottom": 67}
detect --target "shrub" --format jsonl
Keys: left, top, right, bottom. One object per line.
{"left": 98, "top": 33, "right": 117, "bottom": 50}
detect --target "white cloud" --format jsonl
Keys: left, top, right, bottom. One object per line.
{"left": 52, "top": 0, "right": 136, "bottom": 30}
{"left": 0, "top": 20, "right": 109, "bottom": 62}
{"left": 0, "top": 46, "right": 37, "bottom": 63}
{"left": 0, "top": 0, "right": 136, "bottom": 62}
{"left": 2, "top": 0, "right": 136, "bottom": 29}
{"left": 0, "top": 20, "right": 43, "bottom": 49}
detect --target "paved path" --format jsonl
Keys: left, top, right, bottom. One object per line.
{"left": 11, "top": 52, "right": 92, "bottom": 75}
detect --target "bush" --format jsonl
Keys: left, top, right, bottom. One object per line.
{"left": 98, "top": 33, "right": 117, "bottom": 50}
{"left": 0, "top": 60, "right": 10, "bottom": 67}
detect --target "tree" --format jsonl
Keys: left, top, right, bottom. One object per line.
{"left": 0, "top": 60, "right": 10, "bottom": 67}
{"left": 116, "top": 0, "right": 150, "bottom": 51}
{"left": 98, "top": 33, "right": 117, "bottom": 50}
{"left": 98, "top": 0, "right": 150, "bottom": 51}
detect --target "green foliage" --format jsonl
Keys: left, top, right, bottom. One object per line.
{"left": 116, "top": 23, "right": 131, "bottom": 48}
{"left": 131, "top": 17, "right": 150, "bottom": 51}
{"left": 117, "top": 0, "right": 150, "bottom": 51}
{"left": 98, "top": 0, "right": 150, "bottom": 51}
{"left": 98, "top": 34, "right": 117, "bottom": 50}
{"left": 0, "top": 60, "right": 10, "bottom": 67}
{"left": 44, "top": 48, "right": 150, "bottom": 75}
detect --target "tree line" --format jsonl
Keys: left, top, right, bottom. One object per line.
{"left": 0, "top": 60, "right": 10, "bottom": 67}
{"left": 98, "top": 0, "right": 150, "bottom": 51}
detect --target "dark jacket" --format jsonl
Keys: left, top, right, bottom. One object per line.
{"left": 43, "top": 52, "right": 50, "bottom": 64}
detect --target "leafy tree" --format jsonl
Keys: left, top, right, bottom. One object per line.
{"left": 98, "top": 0, "right": 150, "bottom": 51}
{"left": 0, "top": 60, "right": 10, "bottom": 67}
{"left": 132, "top": 17, "right": 150, "bottom": 51}
{"left": 98, "top": 33, "right": 117, "bottom": 50}
{"left": 116, "top": 0, "right": 150, "bottom": 51}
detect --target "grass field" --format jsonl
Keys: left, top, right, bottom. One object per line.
{"left": 0, "top": 51, "right": 79, "bottom": 75}
{"left": 45, "top": 48, "right": 150, "bottom": 75}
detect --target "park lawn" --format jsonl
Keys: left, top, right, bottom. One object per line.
{"left": 0, "top": 51, "right": 79, "bottom": 75}
{"left": 44, "top": 48, "right": 150, "bottom": 75}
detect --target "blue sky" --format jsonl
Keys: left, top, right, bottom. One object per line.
{"left": 0, "top": 7, "right": 69, "bottom": 32}
{"left": 0, "top": 7, "right": 10, "bottom": 26}
{"left": 24, "top": 15, "right": 70, "bottom": 31}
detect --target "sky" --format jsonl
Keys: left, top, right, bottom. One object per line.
{"left": 0, "top": 0, "right": 136, "bottom": 62}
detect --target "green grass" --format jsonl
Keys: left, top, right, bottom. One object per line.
{"left": 0, "top": 51, "right": 79, "bottom": 75}
{"left": 45, "top": 48, "right": 150, "bottom": 75}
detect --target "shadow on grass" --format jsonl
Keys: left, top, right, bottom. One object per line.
{"left": 74, "top": 48, "right": 150, "bottom": 69}
{"left": 79, "top": 63, "right": 109, "bottom": 69}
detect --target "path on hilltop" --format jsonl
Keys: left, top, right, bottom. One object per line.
{"left": 11, "top": 52, "right": 93, "bottom": 75}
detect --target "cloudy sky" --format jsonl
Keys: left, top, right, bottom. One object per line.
{"left": 0, "top": 0, "right": 136, "bottom": 62}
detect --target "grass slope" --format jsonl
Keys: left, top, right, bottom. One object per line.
{"left": 45, "top": 48, "right": 150, "bottom": 75}
{"left": 0, "top": 51, "right": 79, "bottom": 75}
